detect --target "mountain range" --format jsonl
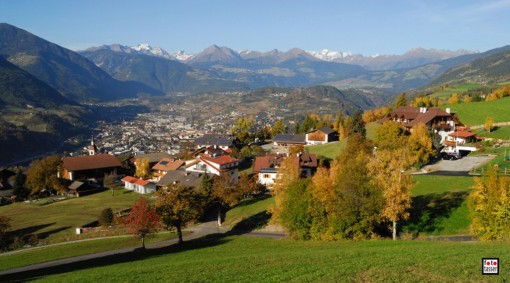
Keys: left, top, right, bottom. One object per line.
{"left": 82, "top": 43, "right": 484, "bottom": 92}
{"left": 2, "top": 22, "right": 510, "bottom": 164}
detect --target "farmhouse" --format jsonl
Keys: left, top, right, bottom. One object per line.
{"left": 382, "top": 106, "right": 462, "bottom": 143}
{"left": 273, "top": 134, "right": 306, "bottom": 146}
{"left": 60, "top": 154, "right": 122, "bottom": 181}
{"left": 305, "top": 127, "right": 337, "bottom": 145}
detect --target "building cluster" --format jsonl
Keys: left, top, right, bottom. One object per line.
{"left": 53, "top": 105, "right": 478, "bottom": 198}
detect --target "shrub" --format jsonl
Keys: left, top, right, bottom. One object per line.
{"left": 98, "top": 208, "right": 114, "bottom": 227}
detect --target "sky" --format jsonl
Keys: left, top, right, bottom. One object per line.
{"left": 1, "top": 0, "right": 510, "bottom": 56}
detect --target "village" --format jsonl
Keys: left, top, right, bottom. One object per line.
{"left": 51, "top": 105, "right": 479, "bottom": 198}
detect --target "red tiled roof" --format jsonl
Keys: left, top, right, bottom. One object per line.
{"left": 63, "top": 154, "right": 121, "bottom": 172}
{"left": 152, "top": 158, "right": 184, "bottom": 172}
{"left": 253, "top": 154, "right": 286, "bottom": 173}
{"left": 122, "top": 176, "right": 151, "bottom": 187}
{"left": 449, "top": 131, "right": 476, "bottom": 138}
{"left": 121, "top": 176, "right": 137, "bottom": 183}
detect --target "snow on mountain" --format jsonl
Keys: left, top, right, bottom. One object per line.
{"left": 306, "top": 49, "right": 353, "bottom": 61}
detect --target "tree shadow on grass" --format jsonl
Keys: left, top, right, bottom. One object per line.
{"left": 10, "top": 223, "right": 55, "bottom": 238}
{"left": 229, "top": 211, "right": 271, "bottom": 234}
{"left": 0, "top": 234, "right": 231, "bottom": 282}
{"left": 402, "top": 191, "right": 469, "bottom": 238}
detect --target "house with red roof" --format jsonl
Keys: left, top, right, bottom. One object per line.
{"left": 444, "top": 130, "right": 478, "bottom": 154}
{"left": 184, "top": 154, "right": 239, "bottom": 183}
{"left": 121, "top": 176, "right": 157, "bottom": 194}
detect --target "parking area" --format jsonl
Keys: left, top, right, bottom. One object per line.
{"left": 423, "top": 154, "right": 496, "bottom": 172}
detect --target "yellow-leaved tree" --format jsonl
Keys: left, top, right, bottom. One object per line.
{"left": 469, "top": 165, "right": 510, "bottom": 241}
{"left": 408, "top": 123, "right": 434, "bottom": 167}
{"left": 134, "top": 158, "right": 150, "bottom": 179}
{"left": 269, "top": 155, "right": 299, "bottom": 224}
{"left": 369, "top": 148, "right": 414, "bottom": 240}
{"left": 484, "top": 116, "right": 494, "bottom": 133}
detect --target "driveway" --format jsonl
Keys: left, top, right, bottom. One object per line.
{"left": 423, "top": 154, "right": 496, "bottom": 173}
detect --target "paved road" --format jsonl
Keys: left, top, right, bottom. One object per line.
{"left": 423, "top": 154, "right": 495, "bottom": 173}
{"left": 0, "top": 220, "right": 285, "bottom": 281}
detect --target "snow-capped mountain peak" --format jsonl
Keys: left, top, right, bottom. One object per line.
{"left": 306, "top": 49, "right": 353, "bottom": 61}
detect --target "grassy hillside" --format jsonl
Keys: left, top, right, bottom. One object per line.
{"left": 0, "top": 189, "right": 142, "bottom": 244}
{"left": 403, "top": 175, "right": 474, "bottom": 237}
{"left": 429, "top": 83, "right": 492, "bottom": 100}
{"left": 443, "top": 96, "right": 510, "bottom": 126}
{"left": 11, "top": 235, "right": 509, "bottom": 282}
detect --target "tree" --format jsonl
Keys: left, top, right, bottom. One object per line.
{"left": 212, "top": 174, "right": 245, "bottom": 225}
{"left": 198, "top": 172, "right": 213, "bottom": 196}
{"left": 469, "top": 165, "right": 510, "bottom": 241}
{"left": 330, "top": 135, "right": 383, "bottom": 239}
{"left": 448, "top": 93, "right": 460, "bottom": 105}
{"left": 155, "top": 185, "right": 205, "bottom": 244}
{"left": 394, "top": 93, "right": 407, "bottom": 108}
{"left": 369, "top": 149, "right": 414, "bottom": 240}
{"left": 104, "top": 172, "right": 118, "bottom": 196}
{"left": 278, "top": 179, "right": 312, "bottom": 240}
{"left": 270, "top": 155, "right": 300, "bottom": 224}
{"left": 288, "top": 144, "right": 304, "bottom": 155}
{"left": 484, "top": 116, "right": 494, "bottom": 132}
{"left": 125, "top": 197, "right": 160, "bottom": 249}
{"left": 375, "top": 121, "right": 407, "bottom": 150}
{"left": 25, "top": 154, "right": 63, "bottom": 196}
{"left": 12, "top": 167, "right": 28, "bottom": 200}
{"left": 407, "top": 123, "right": 434, "bottom": 167}
{"left": 349, "top": 110, "right": 366, "bottom": 138}
{"left": 98, "top": 208, "right": 114, "bottom": 227}
{"left": 271, "top": 120, "right": 286, "bottom": 137}
{"left": 134, "top": 158, "right": 150, "bottom": 179}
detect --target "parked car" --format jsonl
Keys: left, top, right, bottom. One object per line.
{"left": 443, "top": 152, "right": 462, "bottom": 160}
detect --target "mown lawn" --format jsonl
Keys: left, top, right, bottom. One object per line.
{"left": 0, "top": 189, "right": 143, "bottom": 244}
{"left": 473, "top": 125, "right": 510, "bottom": 140}
{"left": 443, "top": 96, "right": 510, "bottom": 126}
{"left": 223, "top": 195, "right": 274, "bottom": 231}
{"left": 9, "top": 235, "right": 508, "bottom": 282}
{"left": 402, "top": 175, "right": 474, "bottom": 237}
{"left": 0, "top": 232, "right": 180, "bottom": 271}
{"left": 306, "top": 140, "right": 346, "bottom": 160}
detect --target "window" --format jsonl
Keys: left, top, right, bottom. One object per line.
{"left": 263, "top": 174, "right": 270, "bottom": 178}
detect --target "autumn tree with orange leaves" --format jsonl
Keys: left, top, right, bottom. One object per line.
{"left": 125, "top": 197, "right": 160, "bottom": 249}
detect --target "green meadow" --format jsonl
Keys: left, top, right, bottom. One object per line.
{"left": 5, "top": 235, "right": 507, "bottom": 282}
{"left": 443, "top": 96, "right": 510, "bottom": 126}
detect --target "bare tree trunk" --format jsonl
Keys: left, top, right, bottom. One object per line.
{"left": 177, "top": 223, "right": 183, "bottom": 244}
{"left": 141, "top": 235, "right": 145, "bottom": 249}
{"left": 392, "top": 221, "right": 397, "bottom": 240}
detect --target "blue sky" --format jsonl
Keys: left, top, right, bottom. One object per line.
{"left": 1, "top": 0, "right": 510, "bottom": 55}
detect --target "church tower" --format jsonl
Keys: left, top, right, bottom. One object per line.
{"left": 88, "top": 135, "right": 98, "bottom": 155}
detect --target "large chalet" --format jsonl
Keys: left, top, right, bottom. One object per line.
{"left": 382, "top": 106, "right": 462, "bottom": 143}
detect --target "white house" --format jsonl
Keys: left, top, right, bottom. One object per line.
{"left": 121, "top": 176, "right": 157, "bottom": 194}
{"left": 184, "top": 154, "right": 239, "bottom": 183}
